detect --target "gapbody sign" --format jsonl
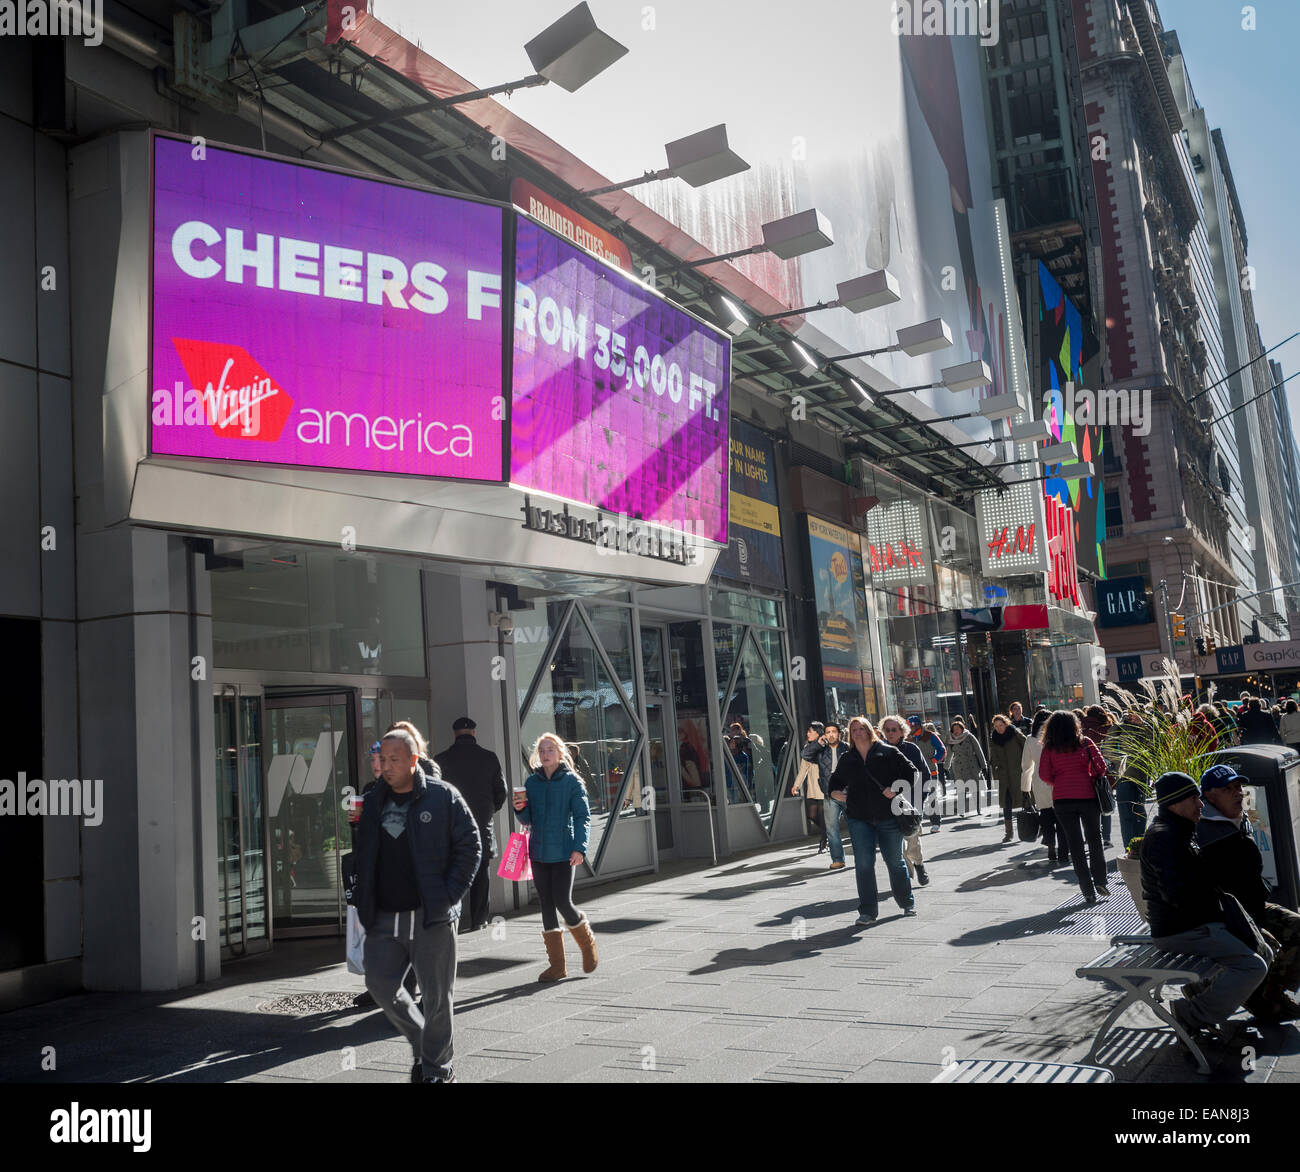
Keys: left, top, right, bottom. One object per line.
{"left": 150, "top": 135, "right": 506, "bottom": 480}
{"left": 510, "top": 216, "right": 730, "bottom": 545}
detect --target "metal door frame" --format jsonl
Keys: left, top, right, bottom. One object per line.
{"left": 644, "top": 694, "right": 683, "bottom": 859}
{"left": 213, "top": 681, "right": 271, "bottom": 959}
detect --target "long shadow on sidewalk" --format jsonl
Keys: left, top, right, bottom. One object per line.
{"left": 689, "top": 919, "right": 907, "bottom": 976}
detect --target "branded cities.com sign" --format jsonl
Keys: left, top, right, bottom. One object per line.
{"left": 510, "top": 217, "right": 730, "bottom": 545}
{"left": 150, "top": 136, "right": 506, "bottom": 481}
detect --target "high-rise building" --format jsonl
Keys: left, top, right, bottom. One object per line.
{"left": 1074, "top": 0, "right": 1247, "bottom": 677}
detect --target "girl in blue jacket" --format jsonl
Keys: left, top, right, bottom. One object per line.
{"left": 512, "top": 733, "right": 598, "bottom": 981}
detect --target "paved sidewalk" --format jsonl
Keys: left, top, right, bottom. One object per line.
{"left": 4, "top": 816, "right": 1298, "bottom": 1083}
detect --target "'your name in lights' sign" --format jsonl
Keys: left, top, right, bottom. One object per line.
{"left": 149, "top": 135, "right": 507, "bottom": 481}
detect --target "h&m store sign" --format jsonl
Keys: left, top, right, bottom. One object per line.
{"left": 975, "top": 483, "right": 1079, "bottom": 604}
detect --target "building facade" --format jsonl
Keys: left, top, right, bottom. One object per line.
{"left": 0, "top": 3, "right": 1101, "bottom": 1008}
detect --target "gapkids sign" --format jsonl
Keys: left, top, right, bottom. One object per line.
{"left": 150, "top": 135, "right": 506, "bottom": 481}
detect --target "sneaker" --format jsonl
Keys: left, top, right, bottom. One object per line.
{"left": 410, "top": 1061, "right": 423, "bottom": 1084}
{"left": 424, "top": 1071, "right": 456, "bottom": 1083}
{"left": 1096, "top": 885, "right": 1111, "bottom": 898}
{"left": 829, "top": 861, "right": 846, "bottom": 871}
{"left": 855, "top": 914, "right": 877, "bottom": 926}
{"left": 902, "top": 908, "right": 918, "bottom": 917}
{"left": 915, "top": 865, "right": 930, "bottom": 887}
{"left": 1082, "top": 895, "right": 1099, "bottom": 907}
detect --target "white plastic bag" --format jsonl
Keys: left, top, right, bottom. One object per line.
{"left": 346, "top": 905, "right": 366, "bottom": 975}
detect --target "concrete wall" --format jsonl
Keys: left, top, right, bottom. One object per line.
{"left": 0, "top": 35, "right": 81, "bottom": 999}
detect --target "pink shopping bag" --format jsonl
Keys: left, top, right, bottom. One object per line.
{"left": 496, "top": 831, "right": 533, "bottom": 882}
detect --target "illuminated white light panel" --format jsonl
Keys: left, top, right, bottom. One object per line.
{"left": 864, "top": 498, "right": 930, "bottom": 586}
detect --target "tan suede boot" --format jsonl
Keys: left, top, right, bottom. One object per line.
{"left": 568, "top": 916, "right": 598, "bottom": 973}
{"left": 538, "top": 928, "right": 567, "bottom": 982}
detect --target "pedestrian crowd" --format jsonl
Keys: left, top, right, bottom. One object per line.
{"left": 342, "top": 686, "right": 1299, "bottom": 1081}
{"left": 789, "top": 689, "right": 1300, "bottom": 1043}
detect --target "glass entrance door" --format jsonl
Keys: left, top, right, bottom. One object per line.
{"left": 214, "top": 686, "right": 268, "bottom": 956}
{"left": 265, "top": 692, "right": 356, "bottom": 936}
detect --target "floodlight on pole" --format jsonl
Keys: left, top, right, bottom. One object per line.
{"left": 578, "top": 124, "right": 750, "bottom": 196}
{"left": 977, "top": 393, "right": 1024, "bottom": 421}
{"left": 1036, "top": 441, "right": 1078, "bottom": 464}
{"left": 1009, "top": 419, "right": 1052, "bottom": 443}
{"left": 707, "top": 291, "right": 751, "bottom": 337}
{"left": 755, "top": 271, "right": 901, "bottom": 322}
{"left": 839, "top": 360, "right": 991, "bottom": 401}
{"left": 786, "top": 339, "right": 821, "bottom": 379}
{"left": 317, "top": 3, "right": 626, "bottom": 144}
{"left": 827, "top": 318, "right": 953, "bottom": 362}
{"left": 675, "top": 208, "right": 833, "bottom": 270}
{"left": 995, "top": 461, "right": 1095, "bottom": 488}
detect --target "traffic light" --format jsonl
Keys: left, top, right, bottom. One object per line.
{"left": 1195, "top": 636, "right": 1206, "bottom": 656}
{"left": 1205, "top": 633, "right": 1216, "bottom": 654}
{"left": 1172, "top": 613, "right": 1186, "bottom": 639}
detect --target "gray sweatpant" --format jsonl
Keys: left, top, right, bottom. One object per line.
{"left": 364, "top": 908, "right": 457, "bottom": 1080}
{"left": 1153, "top": 921, "right": 1272, "bottom": 1029}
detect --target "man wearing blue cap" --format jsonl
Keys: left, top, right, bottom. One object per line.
{"left": 1140, "top": 771, "right": 1271, "bottom": 1035}
{"left": 1197, "top": 765, "right": 1300, "bottom": 1022}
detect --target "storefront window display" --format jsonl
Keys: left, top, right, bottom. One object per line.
{"left": 517, "top": 600, "right": 646, "bottom": 872}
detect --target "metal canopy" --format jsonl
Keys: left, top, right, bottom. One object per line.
{"left": 110, "top": 0, "right": 1005, "bottom": 503}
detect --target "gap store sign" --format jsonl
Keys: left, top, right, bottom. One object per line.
{"left": 149, "top": 135, "right": 730, "bottom": 543}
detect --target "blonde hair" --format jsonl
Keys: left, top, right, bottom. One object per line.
{"left": 386, "top": 721, "right": 428, "bottom": 758}
{"left": 528, "top": 732, "right": 584, "bottom": 779}
{"left": 846, "top": 716, "right": 877, "bottom": 746}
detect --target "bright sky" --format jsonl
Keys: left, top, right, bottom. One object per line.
{"left": 375, "top": 0, "right": 1300, "bottom": 449}
{"left": 1163, "top": 0, "right": 1300, "bottom": 450}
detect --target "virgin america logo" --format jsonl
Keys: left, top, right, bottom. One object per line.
{"left": 153, "top": 339, "right": 293, "bottom": 441}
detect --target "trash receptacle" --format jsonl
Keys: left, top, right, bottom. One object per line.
{"left": 1208, "top": 745, "right": 1300, "bottom": 912}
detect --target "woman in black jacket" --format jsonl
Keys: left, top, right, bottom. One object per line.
{"left": 828, "top": 717, "right": 916, "bottom": 925}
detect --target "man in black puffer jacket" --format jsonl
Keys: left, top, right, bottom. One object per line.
{"left": 827, "top": 718, "right": 916, "bottom": 925}
{"left": 1140, "top": 772, "right": 1271, "bottom": 1035}
{"left": 1196, "top": 765, "right": 1300, "bottom": 1022}
{"left": 356, "top": 730, "right": 480, "bottom": 1083}
{"left": 434, "top": 716, "right": 507, "bottom": 933}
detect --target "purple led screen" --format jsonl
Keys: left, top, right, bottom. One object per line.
{"left": 150, "top": 135, "right": 505, "bottom": 480}
{"left": 511, "top": 217, "right": 730, "bottom": 544}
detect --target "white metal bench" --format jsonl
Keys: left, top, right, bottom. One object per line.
{"left": 931, "top": 1058, "right": 1114, "bottom": 1083}
{"left": 1076, "top": 935, "right": 1221, "bottom": 1074}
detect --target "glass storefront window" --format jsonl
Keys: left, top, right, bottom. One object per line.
{"left": 586, "top": 605, "right": 637, "bottom": 704}
{"left": 722, "top": 632, "right": 793, "bottom": 827}
{"left": 712, "top": 621, "right": 743, "bottom": 703}
{"left": 710, "top": 588, "right": 782, "bottom": 628}
{"left": 754, "top": 626, "right": 786, "bottom": 694}
{"left": 212, "top": 546, "right": 424, "bottom": 677}
{"left": 518, "top": 603, "right": 646, "bottom": 871}
{"left": 512, "top": 599, "right": 568, "bottom": 714}
{"left": 670, "top": 621, "right": 714, "bottom": 803}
